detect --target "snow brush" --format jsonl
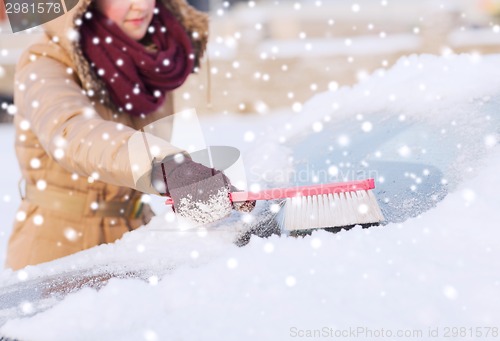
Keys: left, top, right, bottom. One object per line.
{"left": 165, "top": 178, "right": 384, "bottom": 232}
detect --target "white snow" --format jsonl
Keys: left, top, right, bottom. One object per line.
{"left": 449, "top": 28, "right": 500, "bottom": 47}
{"left": 1, "top": 151, "right": 500, "bottom": 340}
{"left": 283, "top": 53, "right": 500, "bottom": 137}
{"left": 258, "top": 34, "right": 422, "bottom": 58}
{"left": 0, "top": 53, "right": 499, "bottom": 340}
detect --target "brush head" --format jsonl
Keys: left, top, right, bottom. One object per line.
{"left": 281, "top": 189, "right": 384, "bottom": 232}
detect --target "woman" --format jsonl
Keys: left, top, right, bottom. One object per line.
{"left": 6, "top": 0, "right": 248, "bottom": 270}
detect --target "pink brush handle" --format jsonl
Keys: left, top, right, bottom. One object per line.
{"left": 165, "top": 178, "right": 375, "bottom": 205}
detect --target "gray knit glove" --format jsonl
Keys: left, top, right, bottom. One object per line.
{"left": 151, "top": 153, "right": 255, "bottom": 224}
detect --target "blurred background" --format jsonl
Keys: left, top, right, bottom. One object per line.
{"left": 1, "top": 0, "right": 500, "bottom": 122}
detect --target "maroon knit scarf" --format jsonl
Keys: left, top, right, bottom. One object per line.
{"left": 79, "top": 3, "right": 194, "bottom": 116}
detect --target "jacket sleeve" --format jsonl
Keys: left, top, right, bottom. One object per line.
{"left": 14, "top": 50, "right": 183, "bottom": 195}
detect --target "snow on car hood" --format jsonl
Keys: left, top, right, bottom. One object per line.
{"left": 0, "top": 53, "right": 499, "bottom": 340}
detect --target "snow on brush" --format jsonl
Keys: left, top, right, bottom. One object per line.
{"left": 1, "top": 54, "right": 500, "bottom": 340}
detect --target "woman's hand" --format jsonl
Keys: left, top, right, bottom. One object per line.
{"left": 151, "top": 153, "right": 255, "bottom": 224}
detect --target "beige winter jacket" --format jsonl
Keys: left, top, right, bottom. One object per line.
{"left": 6, "top": 0, "right": 208, "bottom": 270}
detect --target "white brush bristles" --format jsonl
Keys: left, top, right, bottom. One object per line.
{"left": 282, "top": 190, "right": 384, "bottom": 232}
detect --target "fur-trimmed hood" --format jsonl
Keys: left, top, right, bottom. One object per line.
{"left": 42, "top": 0, "right": 208, "bottom": 101}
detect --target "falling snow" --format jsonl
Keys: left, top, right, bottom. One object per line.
{"left": 0, "top": 0, "right": 500, "bottom": 339}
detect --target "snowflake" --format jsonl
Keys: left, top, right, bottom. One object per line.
{"left": 36, "top": 180, "right": 47, "bottom": 191}
{"left": 263, "top": 242, "right": 274, "bottom": 253}
{"left": 361, "top": 121, "right": 373, "bottom": 132}
{"left": 292, "top": 102, "right": 302, "bottom": 112}
{"left": 20, "top": 301, "right": 34, "bottom": 314}
{"left": 285, "top": 276, "right": 297, "bottom": 287}
{"left": 226, "top": 258, "right": 238, "bottom": 269}
{"left": 328, "top": 165, "right": 339, "bottom": 177}
{"left": 244, "top": 131, "right": 255, "bottom": 142}
{"left": 328, "top": 81, "right": 339, "bottom": 92}
{"left": 54, "top": 148, "right": 65, "bottom": 159}
{"left": 148, "top": 276, "right": 159, "bottom": 286}
{"left": 143, "top": 330, "right": 158, "bottom": 341}
{"left": 64, "top": 228, "right": 79, "bottom": 241}
{"left": 312, "top": 122, "right": 323, "bottom": 132}
{"left": 33, "top": 214, "right": 44, "bottom": 226}
{"left": 443, "top": 285, "right": 458, "bottom": 300}
{"left": 66, "top": 28, "right": 79, "bottom": 41}
{"left": 484, "top": 134, "right": 497, "bottom": 148}
{"left": 190, "top": 250, "right": 199, "bottom": 259}
{"left": 310, "top": 238, "right": 322, "bottom": 249}
{"left": 338, "top": 135, "right": 350, "bottom": 147}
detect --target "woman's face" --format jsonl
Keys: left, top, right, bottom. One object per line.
{"left": 95, "top": 0, "right": 156, "bottom": 41}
